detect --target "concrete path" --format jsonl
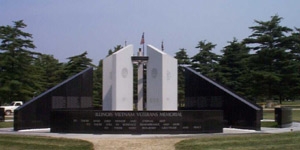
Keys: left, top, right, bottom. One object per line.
{"left": 1, "top": 122, "right": 300, "bottom": 150}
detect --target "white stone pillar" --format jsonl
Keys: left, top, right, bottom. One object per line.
{"left": 146, "top": 45, "right": 178, "bottom": 110}
{"left": 102, "top": 45, "right": 133, "bottom": 111}
{"left": 137, "top": 63, "right": 144, "bottom": 110}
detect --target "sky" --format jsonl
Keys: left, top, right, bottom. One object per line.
{"left": 1, "top": 0, "right": 300, "bottom": 65}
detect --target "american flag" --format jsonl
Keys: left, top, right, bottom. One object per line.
{"left": 140, "top": 32, "right": 144, "bottom": 45}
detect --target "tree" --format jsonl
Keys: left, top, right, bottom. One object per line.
{"left": 93, "top": 59, "right": 103, "bottom": 108}
{"left": 175, "top": 48, "right": 191, "bottom": 65}
{"left": 106, "top": 45, "right": 123, "bottom": 57}
{"left": 243, "top": 15, "right": 294, "bottom": 103}
{"left": 0, "top": 20, "right": 41, "bottom": 103}
{"left": 64, "top": 51, "right": 94, "bottom": 77}
{"left": 282, "top": 27, "right": 300, "bottom": 100}
{"left": 191, "top": 40, "right": 219, "bottom": 79}
{"left": 175, "top": 48, "right": 190, "bottom": 107}
{"left": 217, "top": 38, "right": 250, "bottom": 97}
{"left": 33, "top": 54, "right": 65, "bottom": 93}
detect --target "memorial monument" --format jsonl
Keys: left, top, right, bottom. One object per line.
{"left": 14, "top": 43, "right": 260, "bottom": 134}
{"left": 49, "top": 44, "right": 223, "bottom": 134}
{"left": 102, "top": 44, "right": 178, "bottom": 111}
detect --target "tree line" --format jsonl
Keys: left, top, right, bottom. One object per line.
{"left": 176, "top": 15, "right": 300, "bottom": 104}
{"left": 1, "top": 15, "right": 299, "bottom": 106}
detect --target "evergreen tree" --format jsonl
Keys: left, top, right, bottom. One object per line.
{"left": 243, "top": 15, "right": 293, "bottom": 102}
{"left": 64, "top": 51, "right": 94, "bottom": 77}
{"left": 282, "top": 27, "right": 300, "bottom": 100}
{"left": 191, "top": 40, "right": 219, "bottom": 79}
{"left": 217, "top": 38, "right": 250, "bottom": 96}
{"left": 175, "top": 48, "right": 191, "bottom": 65}
{"left": 0, "top": 20, "right": 41, "bottom": 103}
{"left": 106, "top": 45, "right": 123, "bottom": 57}
{"left": 175, "top": 48, "right": 190, "bottom": 107}
{"left": 33, "top": 54, "right": 65, "bottom": 93}
{"left": 93, "top": 59, "right": 103, "bottom": 108}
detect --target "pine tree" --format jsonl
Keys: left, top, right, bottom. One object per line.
{"left": 217, "top": 38, "right": 250, "bottom": 97}
{"left": 175, "top": 48, "right": 190, "bottom": 107}
{"left": 191, "top": 40, "right": 219, "bottom": 79}
{"left": 93, "top": 60, "right": 103, "bottom": 108}
{"left": 243, "top": 15, "right": 293, "bottom": 102}
{"left": 0, "top": 20, "right": 41, "bottom": 103}
{"left": 33, "top": 54, "right": 65, "bottom": 93}
{"left": 64, "top": 51, "right": 94, "bottom": 77}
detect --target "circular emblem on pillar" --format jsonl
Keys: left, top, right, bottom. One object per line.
{"left": 167, "top": 70, "right": 171, "bottom": 80}
{"left": 122, "top": 68, "right": 128, "bottom": 78}
{"left": 151, "top": 68, "right": 158, "bottom": 78}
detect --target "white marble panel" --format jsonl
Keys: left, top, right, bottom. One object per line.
{"left": 146, "top": 45, "right": 178, "bottom": 110}
{"left": 102, "top": 45, "right": 133, "bottom": 110}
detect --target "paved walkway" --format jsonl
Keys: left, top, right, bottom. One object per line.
{"left": 1, "top": 122, "right": 300, "bottom": 150}
{"left": 1, "top": 122, "right": 300, "bottom": 138}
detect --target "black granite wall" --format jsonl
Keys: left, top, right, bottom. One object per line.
{"left": 275, "top": 107, "right": 292, "bottom": 128}
{"left": 183, "top": 66, "right": 262, "bottom": 130}
{"left": 14, "top": 67, "right": 93, "bottom": 131}
{"left": 51, "top": 110, "right": 223, "bottom": 134}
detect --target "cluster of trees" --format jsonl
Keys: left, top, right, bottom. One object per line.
{"left": 1, "top": 15, "right": 299, "bottom": 106}
{"left": 0, "top": 20, "right": 94, "bottom": 105}
{"left": 176, "top": 15, "right": 300, "bottom": 104}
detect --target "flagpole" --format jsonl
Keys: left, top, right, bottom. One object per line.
{"left": 143, "top": 32, "right": 145, "bottom": 56}
{"left": 140, "top": 32, "right": 145, "bottom": 56}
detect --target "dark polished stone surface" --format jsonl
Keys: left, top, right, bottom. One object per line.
{"left": 51, "top": 110, "right": 223, "bottom": 134}
{"left": 275, "top": 107, "right": 293, "bottom": 128}
{"left": 0, "top": 108, "right": 4, "bottom": 122}
{"left": 182, "top": 66, "right": 262, "bottom": 130}
{"left": 14, "top": 67, "right": 93, "bottom": 131}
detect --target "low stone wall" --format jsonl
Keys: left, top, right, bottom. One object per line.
{"left": 275, "top": 107, "right": 292, "bottom": 128}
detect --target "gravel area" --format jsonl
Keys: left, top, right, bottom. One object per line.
{"left": 84, "top": 137, "right": 187, "bottom": 150}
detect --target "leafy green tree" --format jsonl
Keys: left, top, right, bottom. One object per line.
{"left": 0, "top": 20, "right": 41, "bottom": 103}
{"left": 175, "top": 48, "right": 190, "bottom": 107}
{"left": 64, "top": 51, "right": 95, "bottom": 77}
{"left": 191, "top": 40, "right": 219, "bottom": 79}
{"left": 243, "top": 15, "right": 294, "bottom": 103}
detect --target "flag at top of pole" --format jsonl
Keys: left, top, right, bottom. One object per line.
{"left": 140, "top": 32, "right": 145, "bottom": 45}
{"left": 140, "top": 32, "right": 145, "bottom": 56}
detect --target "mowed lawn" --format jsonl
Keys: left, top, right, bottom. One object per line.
{"left": 176, "top": 101, "right": 300, "bottom": 150}
{"left": 175, "top": 132, "right": 300, "bottom": 150}
{"left": 0, "top": 134, "right": 93, "bottom": 150}
{"left": 264, "top": 109, "right": 300, "bottom": 122}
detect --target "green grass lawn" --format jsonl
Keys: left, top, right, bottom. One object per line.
{"left": 263, "top": 109, "right": 300, "bottom": 122}
{"left": 175, "top": 132, "right": 300, "bottom": 150}
{"left": 0, "top": 121, "right": 13, "bottom": 128}
{"left": 0, "top": 134, "right": 93, "bottom": 150}
{"left": 281, "top": 100, "right": 300, "bottom": 105}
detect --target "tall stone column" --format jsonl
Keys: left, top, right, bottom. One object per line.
{"left": 102, "top": 45, "right": 133, "bottom": 111}
{"left": 146, "top": 45, "right": 178, "bottom": 110}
